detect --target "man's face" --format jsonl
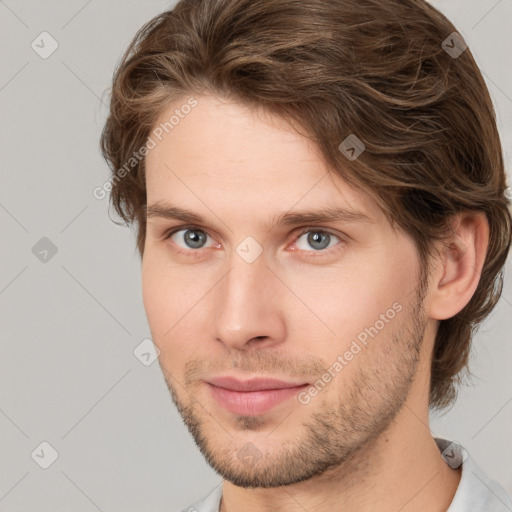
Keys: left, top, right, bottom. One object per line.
{"left": 142, "top": 94, "right": 430, "bottom": 487}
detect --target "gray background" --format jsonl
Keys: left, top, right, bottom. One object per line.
{"left": 0, "top": 1, "right": 511, "bottom": 511}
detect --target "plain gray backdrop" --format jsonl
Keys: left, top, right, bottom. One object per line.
{"left": 0, "top": 1, "right": 511, "bottom": 511}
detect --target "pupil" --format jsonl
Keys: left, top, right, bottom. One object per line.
{"left": 308, "top": 231, "right": 329, "bottom": 250}
{"left": 185, "top": 230, "right": 205, "bottom": 248}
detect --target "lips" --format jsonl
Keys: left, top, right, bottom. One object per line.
{"left": 207, "top": 376, "right": 308, "bottom": 391}
{"left": 206, "top": 376, "right": 309, "bottom": 415}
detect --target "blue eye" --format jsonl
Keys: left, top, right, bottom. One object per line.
{"left": 168, "top": 228, "right": 214, "bottom": 250}
{"left": 295, "top": 230, "right": 341, "bottom": 252}
{"left": 164, "top": 225, "right": 344, "bottom": 258}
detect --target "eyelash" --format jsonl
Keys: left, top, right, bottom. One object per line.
{"left": 163, "top": 225, "right": 345, "bottom": 259}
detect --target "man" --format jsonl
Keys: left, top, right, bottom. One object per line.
{"left": 99, "top": 0, "right": 512, "bottom": 510}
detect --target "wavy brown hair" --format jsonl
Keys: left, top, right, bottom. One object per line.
{"left": 99, "top": 0, "right": 511, "bottom": 412}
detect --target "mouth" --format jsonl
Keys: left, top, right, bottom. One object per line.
{"left": 205, "top": 376, "right": 310, "bottom": 416}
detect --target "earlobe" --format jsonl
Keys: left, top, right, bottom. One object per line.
{"left": 428, "top": 212, "right": 489, "bottom": 321}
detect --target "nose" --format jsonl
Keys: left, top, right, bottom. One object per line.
{"left": 211, "top": 253, "right": 287, "bottom": 351}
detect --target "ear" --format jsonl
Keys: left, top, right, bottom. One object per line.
{"left": 427, "top": 211, "right": 489, "bottom": 321}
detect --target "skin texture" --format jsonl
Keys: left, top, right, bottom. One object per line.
{"left": 141, "top": 94, "right": 489, "bottom": 512}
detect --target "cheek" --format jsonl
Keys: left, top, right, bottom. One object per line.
{"left": 142, "top": 249, "right": 193, "bottom": 324}
{"left": 142, "top": 256, "right": 185, "bottom": 353}
{"left": 141, "top": 253, "right": 212, "bottom": 371}
{"left": 292, "top": 265, "right": 378, "bottom": 317}
{"left": 284, "top": 248, "right": 416, "bottom": 356}
{"left": 141, "top": 259, "right": 167, "bottom": 334}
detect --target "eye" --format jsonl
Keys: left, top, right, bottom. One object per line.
{"left": 294, "top": 229, "right": 342, "bottom": 252}
{"left": 166, "top": 227, "right": 217, "bottom": 250}
{"left": 163, "top": 225, "right": 345, "bottom": 258}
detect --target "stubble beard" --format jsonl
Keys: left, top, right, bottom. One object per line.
{"left": 160, "top": 284, "right": 428, "bottom": 488}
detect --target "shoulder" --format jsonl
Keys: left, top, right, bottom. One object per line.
{"left": 434, "top": 438, "right": 512, "bottom": 512}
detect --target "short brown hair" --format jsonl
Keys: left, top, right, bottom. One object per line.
{"left": 99, "top": 0, "right": 512, "bottom": 412}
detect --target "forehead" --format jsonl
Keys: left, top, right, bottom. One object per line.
{"left": 145, "top": 94, "right": 382, "bottom": 222}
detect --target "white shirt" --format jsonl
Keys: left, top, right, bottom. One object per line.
{"left": 180, "top": 438, "right": 512, "bottom": 511}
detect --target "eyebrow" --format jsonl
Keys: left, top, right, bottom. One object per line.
{"left": 146, "top": 202, "right": 373, "bottom": 228}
